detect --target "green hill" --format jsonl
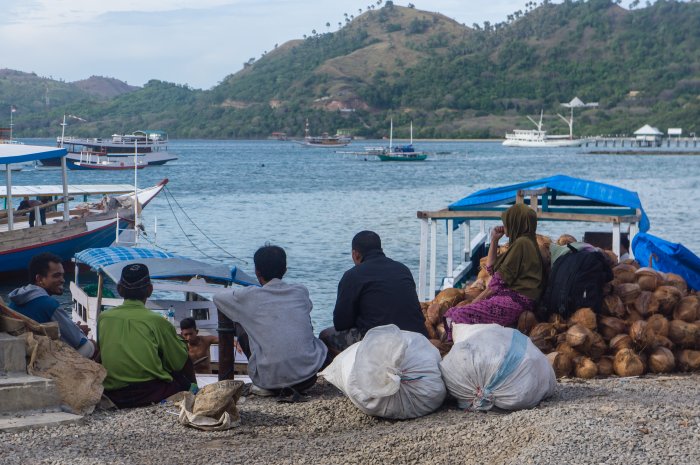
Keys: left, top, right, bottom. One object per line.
{"left": 3, "top": 0, "right": 700, "bottom": 139}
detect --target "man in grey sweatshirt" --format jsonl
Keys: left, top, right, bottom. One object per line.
{"left": 213, "top": 245, "right": 327, "bottom": 395}
{"left": 8, "top": 252, "right": 95, "bottom": 358}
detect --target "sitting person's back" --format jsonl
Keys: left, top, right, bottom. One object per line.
{"left": 98, "top": 263, "right": 194, "bottom": 408}
{"left": 213, "top": 245, "right": 327, "bottom": 393}
{"left": 320, "top": 230, "right": 428, "bottom": 356}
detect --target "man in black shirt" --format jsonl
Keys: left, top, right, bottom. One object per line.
{"left": 320, "top": 230, "right": 428, "bottom": 356}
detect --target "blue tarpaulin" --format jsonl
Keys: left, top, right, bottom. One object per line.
{"left": 632, "top": 232, "right": 700, "bottom": 291}
{"left": 448, "top": 175, "right": 650, "bottom": 232}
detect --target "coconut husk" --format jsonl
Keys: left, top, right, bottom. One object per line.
{"left": 602, "top": 295, "right": 626, "bottom": 319}
{"left": 615, "top": 283, "right": 642, "bottom": 305}
{"left": 424, "top": 301, "right": 441, "bottom": 327}
{"left": 476, "top": 266, "right": 490, "bottom": 283}
{"left": 610, "top": 334, "right": 634, "bottom": 352}
{"left": 628, "top": 291, "right": 655, "bottom": 318}
{"left": 555, "top": 332, "right": 568, "bottom": 346}
{"left": 653, "top": 286, "right": 683, "bottom": 315}
{"left": 667, "top": 319, "right": 700, "bottom": 349}
{"left": 436, "top": 324, "right": 447, "bottom": 342}
{"left": 635, "top": 267, "right": 664, "bottom": 292}
{"left": 597, "top": 356, "right": 615, "bottom": 377}
{"left": 529, "top": 323, "right": 557, "bottom": 353}
{"left": 650, "top": 335, "right": 674, "bottom": 351}
{"left": 574, "top": 356, "right": 598, "bottom": 379}
{"left": 566, "top": 324, "right": 594, "bottom": 352}
{"left": 464, "top": 285, "right": 485, "bottom": 302}
{"left": 548, "top": 313, "right": 568, "bottom": 333}
{"left": 517, "top": 311, "right": 539, "bottom": 336}
{"left": 648, "top": 347, "right": 675, "bottom": 373}
{"left": 546, "top": 351, "right": 572, "bottom": 378}
{"left": 613, "top": 348, "right": 646, "bottom": 377}
{"left": 629, "top": 320, "right": 655, "bottom": 350}
{"left": 423, "top": 320, "right": 438, "bottom": 340}
{"left": 664, "top": 273, "right": 688, "bottom": 295}
{"left": 587, "top": 332, "right": 607, "bottom": 361}
{"left": 568, "top": 308, "right": 597, "bottom": 331}
{"left": 555, "top": 342, "right": 582, "bottom": 360}
{"left": 621, "top": 259, "right": 640, "bottom": 268}
{"left": 673, "top": 296, "right": 700, "bottom": 322}
{"left": 434, "top": 288, "right": 465, "bottom": 313}
{"left": 602, "top": 250, "right": 619, "bottom": 267}
{"left": 419, "top": 301, "right": 431, "bottom": 312}
{"left": 676, "top": 349, "right": 700, "bottom": 372}
{"left": 602, "top": 282, "right": 613, "bottom": 296}
{"left": 536, "top": 234, "right": 552, "bottom": 269}
{"left": 429, "top": 339, "right": 452, "bottom": 358}
{"left": 556, "top": 234, "right": 577, "bottom": 245}
{"left": 613, "top": 263, "right": 638, "bottom": 284}
{"left": 626, "top": 309, "right": 644, "bottom": 324}
{"left": 598, "top": 316, "right": 628, "bottom": 341}
{"left": 646, "top": 314, "right": 670, "bottom": 337}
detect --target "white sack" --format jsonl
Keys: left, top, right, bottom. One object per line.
{"left": 320, "top": 324, "right": 446, "bottom": 419}
{"left": 440, "top": 323, "right": 556, "bottom": 411}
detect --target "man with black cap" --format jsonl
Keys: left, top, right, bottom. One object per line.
{"left": 320, "top": 230, "right": 428, "bottom": 356}
{"left": 97, "top": 263, "right": 196, "bottom": 408}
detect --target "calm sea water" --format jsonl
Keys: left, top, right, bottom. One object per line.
{"left": 6, "top": 138, "right": 700, "bottom": 331}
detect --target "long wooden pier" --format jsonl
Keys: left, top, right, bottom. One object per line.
{"left": 583, "top": 136, "right": 699, "bottom": 148}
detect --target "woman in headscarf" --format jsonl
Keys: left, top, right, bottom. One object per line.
{"left": 441, "top": 203, "right": 545, "bottom": 340}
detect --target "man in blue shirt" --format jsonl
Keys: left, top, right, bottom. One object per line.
{"left": 8, "top": 252, "right": 95, "bottom": 357}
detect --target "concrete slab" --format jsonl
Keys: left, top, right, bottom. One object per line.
{"left": 0, "top": 332, "right": 26, "bottom": 372}
{"left": 0, "top": 373, "right": 61, "bottom": 413}
{"left": 0, "top": 411, "right": 84, "bottom": 433}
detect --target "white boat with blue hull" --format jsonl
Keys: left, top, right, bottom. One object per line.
{"left": 0, "top": 143, "right": 167, "bottom": 275}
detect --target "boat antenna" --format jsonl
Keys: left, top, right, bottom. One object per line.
{"left": 410, "top": 121, "right": 413, "bottom": 145}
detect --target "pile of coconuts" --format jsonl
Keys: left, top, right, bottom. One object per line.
{"left": 421, "top": 233, "right": 700, "bottom": 378}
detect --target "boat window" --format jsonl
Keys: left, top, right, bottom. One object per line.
{"left": 191, "top": 307, "right": 210, "bottom": 320}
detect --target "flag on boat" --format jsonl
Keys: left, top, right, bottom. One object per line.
{"left": 68, "top": 114, "right": 86, "bottom": 122}
{"left": 10, "top": 105, "right": 16, "bottom": 113}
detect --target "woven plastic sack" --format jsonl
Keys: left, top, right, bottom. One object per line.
{"left": 440, "top": 324, "right": 556, "bottom": 411}
{"left": 320, "top": 324, "right": 446, "bottom": 419}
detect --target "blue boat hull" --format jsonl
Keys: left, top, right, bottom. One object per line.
{"left": 0, "top": 219, "right": 123, "bottom": 275}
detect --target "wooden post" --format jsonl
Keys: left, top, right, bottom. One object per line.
{"left": 5, "top": 167, "right": 13, "bottom": 230}
{"left": 612, "top": 222, "right": 621, "bottom": 259}
{"left": 446, "top": 219, "right": 453, "bottom": 287}
{"left": 418, "top": 218, "right": 428, "bottom": 301}
{"left": 463, "top": 220, "right": 471, "bottom": 261}
{"left": 95, "top": 273, "right": 104, "bottom": 318}
{"left": 217, "top": 309, "right": 236, "bottom": 381}
{"left": 429, "top": 219, "right": 437, "bottom": 298}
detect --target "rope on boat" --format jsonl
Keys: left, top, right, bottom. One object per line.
{"left": 162, "top": 186, "right": 247, "bottom": 264}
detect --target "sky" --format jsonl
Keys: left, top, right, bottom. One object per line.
{"left": 1, "top": 0, "right": 527, "bottom": 90}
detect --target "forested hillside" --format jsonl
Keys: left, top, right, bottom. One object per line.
{"left": 2, "top": 0, "right": 699, "bottom": 139}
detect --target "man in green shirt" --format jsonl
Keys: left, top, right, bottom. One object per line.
{"left": 98, "top": 263, "right": 195, "bottom": 408}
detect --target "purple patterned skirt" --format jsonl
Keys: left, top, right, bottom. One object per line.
{"left": 443, "top": 272, "right": 535, "bottom": 341}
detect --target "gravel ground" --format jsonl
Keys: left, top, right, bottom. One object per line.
{"left": 2, "top": 373, "right": 699, "bottom": 465}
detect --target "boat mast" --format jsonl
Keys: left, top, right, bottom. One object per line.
{"left": 60, "top": 114, "right": 69, "bottom": 222}
{"left": 410, "top": 121, "right": 413, "bottom": 145}
{"left": 133, "top": 139, "right": 139, "bottom": 245}
{"left": 389, "top": 118, "right": 393, "bottom": 152}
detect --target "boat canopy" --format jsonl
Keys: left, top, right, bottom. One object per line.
{"left": 74, "top": 247, "right": 257, "bottom": 287}
{"left": 0, "top": 144, "right": 67, "bottom": 165}
{"left": 632, "top": 232, "right": 700, "bottom": 291}
{"left": 448, "top": 174, "right": 650, "bottom": 232}
{"left": 0, "top": 184, "right": 140, "bottom": 198}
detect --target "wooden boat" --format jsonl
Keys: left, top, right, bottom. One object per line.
{"left": 294, "top": 119, "right": 351, "bottom": 147}
{"left": 0, "top": 144, "right": 167, "bottom": 275}
{"left": 70, "top": 246, "right": 257, "bottom": 379}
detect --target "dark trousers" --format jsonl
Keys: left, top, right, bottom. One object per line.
{"left": 105, "top": 369, "right": 194, "bottom": 409}
{"left": 28, "top": 209, "right": 46, "bottom": 227}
